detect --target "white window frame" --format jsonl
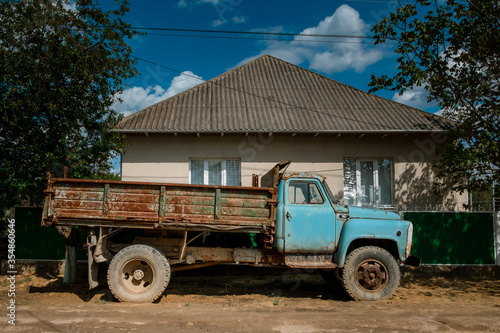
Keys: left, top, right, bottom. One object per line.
{"left": 343, "top": 158, "right": 393, "bottom": 208}
{"left": 189, "top": 158, "right": 241, "bottom": 186}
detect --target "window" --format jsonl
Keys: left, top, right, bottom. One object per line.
{"left": 343, "top": 158, "right": 392, "bottom": 207}
{"left": 190, "top": 159, "right": 241, "bottom": 186}
{"left": 288, "top": 182, "right": 324, "bottom": 205}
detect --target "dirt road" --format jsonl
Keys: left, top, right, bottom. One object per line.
{"left": 2, "top": 266, "right": 499, "bottom": 332}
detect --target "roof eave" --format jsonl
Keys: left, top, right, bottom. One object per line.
{"left": 112, "top": 129, "right": 448, "bottom": 134}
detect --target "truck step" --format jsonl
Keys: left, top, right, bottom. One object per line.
{"left": 285, "top": 254, "right": 337, "bottom": 269}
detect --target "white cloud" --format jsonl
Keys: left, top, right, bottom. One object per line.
{"left": 231, "top": 16, "right": 246, "bottom": 24}
{"left": 179, "top": 0, "right": 246, "bottom": 27}
{"left": 165, "top": 71, "right": 203, "bottom": 96}
{"left": 60, "top": 0, "right": 77, "bottom": 12}
{"left": 178, "top": 0, "right": 220, "bottom": 7}
{"left": 236, "top": 42, "right": 312, "bottom": 69}
{"left": 310, "top": 48, "right": 383, "bottom": 74}
{"left": 299, "top": 5, "right": 368, "bottom": 38}
{"left": 236, "top": 5, "right": 384, "bottom": 74}
{"left": 211, "top": 19, "right": 227, "bottom": 27}
{"left": 434, "top": 109, "right": 444, "bottom": 116}
{"left": 113, "top": 71, "right": 203, "bottom": 117}
{"left": 212, "top": 15, "right": 246, "bottom": 27}
{"left": 392, "top": 85, "right": 438, "bottom": 109}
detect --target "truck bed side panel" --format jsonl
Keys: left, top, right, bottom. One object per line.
{"left": 42, "top": 178, "right": 277, "bottom": 234}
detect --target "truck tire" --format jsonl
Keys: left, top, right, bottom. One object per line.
{"left": 341, "top": 246, "right": 400, "bottom": 301}
{"left": 107, "top": 244, "right": 170, "bottom": 303}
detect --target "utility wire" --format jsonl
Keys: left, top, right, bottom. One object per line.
{"left": 129, "top": 26, "right": 374, "bottom": 39}
{"left": 145, "top": 32, "right": 386, "bottom": 44}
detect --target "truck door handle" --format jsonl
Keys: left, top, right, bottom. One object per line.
{"left": 286, "top": 211, "right": 292, "bottom": 221}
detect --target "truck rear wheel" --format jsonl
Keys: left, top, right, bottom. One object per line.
{"left": 341, "top": 246, "right": 400, "bottom": 301}
{"left": 107, "top": 244, "right": 170, "bottom": 302}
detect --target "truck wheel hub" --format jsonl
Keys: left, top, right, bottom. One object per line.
{"left": 356, "top": 259, "right": 388, "bottom": 291}
{"left": 133, "top": 269, "right": 145, "bottom": 280}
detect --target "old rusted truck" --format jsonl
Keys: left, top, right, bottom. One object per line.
{"left": 42, "top": 161, "right": 419, "bottom": 302}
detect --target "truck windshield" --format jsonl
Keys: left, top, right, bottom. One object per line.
{"left": 322, "top": 181, "right": 339, "bottom": 204}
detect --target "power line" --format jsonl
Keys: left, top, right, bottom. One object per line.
{"left": 129, "top": 26, "right": 374, "bottom": 40}
{"left": 133, "top": 56, "right": 202, "bottom": 81}
{"left": 145, "top": 32, "right": 384, "bottom": 44}
{"left": 131, "top": 56, "right": 402, "bottom": 131}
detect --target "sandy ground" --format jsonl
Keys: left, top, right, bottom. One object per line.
{"left": 1, "top": 266, "right": 499, "bottom": 333}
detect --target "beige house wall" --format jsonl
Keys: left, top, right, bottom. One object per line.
{"left": 121, "top": 133, "right": 467, "bottom": 211}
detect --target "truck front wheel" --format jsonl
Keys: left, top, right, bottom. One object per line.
{"left": 107, "top": 244, "right": 171, "bottom": 302}
{"left": 341, "top": 246, "right": 400, "bottom": 301}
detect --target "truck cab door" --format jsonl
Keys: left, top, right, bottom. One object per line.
{"left": 283, "top": 179, "right": 336, "bottom": 253}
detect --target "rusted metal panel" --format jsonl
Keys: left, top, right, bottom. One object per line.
{"left": 220, "top": 197, "right": 268, "bottom": 208}
{"left": 180, "top": 247, "right": 284, "bottom": 265}
{"left": 42, "top": 175, "right": 278, "bottom": 236}
{"left": 261, "top": 160, "right": 290, "bottom": 188}
{"left": 109, "top": 192, "right": 159, "bottom": 203}
{"left": 110, "top": 202, "right": 159, "bottom": 213}
{"left": 57, "top": 190, "right": 104, "bottom": 201}
{"left": 252, "top": 174, "right": 259, "bottom": 187}
{"left": 219, "top": 207, "right": 270, "bottom": 218}
{"left": 52, "top": 200, "right": 102, "bottom": 210}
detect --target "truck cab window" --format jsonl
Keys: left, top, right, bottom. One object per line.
{"left": 288, "top": 182, "right": 324, "bottom": 204}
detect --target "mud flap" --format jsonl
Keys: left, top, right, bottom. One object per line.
{"left": 87, "top": 244, "right": 99, "bottom": 289}
{"left": 56, "top": 226, "right": 78, "bottom": 284}
{"left": 87, "top": 231, "right": 99, "bottom": 289}
{"left": 404, "top": 256, "right": 422, "bottom": 267}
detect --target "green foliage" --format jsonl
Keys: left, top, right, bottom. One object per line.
{"left": 0, "top": 0, "right": 139, "bottom": 210}
{"left": 470, "top": 183, "right": 500, "bottom": 211}
{"left": 0, "top": 209, "right": 10, "bottom": 235}
{"left": 370, "top": 0, "right": 499, "bottom": 193}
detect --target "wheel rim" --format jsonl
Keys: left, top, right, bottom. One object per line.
{"left": 119, "top": 259, "right": 155, "bottom": 295}
{"left": 354, "top": 259, "right": 389, "bottom": 293}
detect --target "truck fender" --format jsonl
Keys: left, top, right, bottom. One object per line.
{"left": 334, "top": 218, "right": 412, "bottom": 267}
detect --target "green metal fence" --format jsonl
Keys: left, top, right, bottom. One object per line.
{"left": 12, "top": 207, "right": 497, "bottom": 265}
{"left": 14, "top": 207, "right": 85, "bottom": 260}
{"left": 404, "top": 212, "right": 495, "bottom": 265}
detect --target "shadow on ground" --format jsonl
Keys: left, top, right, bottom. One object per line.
{"left": 27, "top": 265, "right": 351, "bottom": 303}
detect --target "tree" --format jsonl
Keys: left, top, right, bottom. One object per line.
{"left": 369, "top": 0, "right": 499, "bottom": 194}
{"left": 0, "top": 0, "right": 139, "bottom": 213}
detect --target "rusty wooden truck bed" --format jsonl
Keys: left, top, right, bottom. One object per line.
{"left": 41, "top": 174, "right": 279, "bottom": 236}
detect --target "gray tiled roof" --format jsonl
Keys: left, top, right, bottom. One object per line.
{"left": 116, "top": 55, "right": 450, "bottom": 134}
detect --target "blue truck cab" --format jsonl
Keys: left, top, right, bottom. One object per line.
{"left": 271, "top": 167, "right": 419, "bottom": 300}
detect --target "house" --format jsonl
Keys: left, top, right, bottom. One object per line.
{"left": 115, "top": 54, "right": 467, "bottom": 211}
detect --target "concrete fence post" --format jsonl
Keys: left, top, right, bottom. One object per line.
{"left": 495, "top": 212, "right": 500, "bottom": 266}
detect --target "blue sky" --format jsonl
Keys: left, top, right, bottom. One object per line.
{"left": 111, "top": 0, "right": 440, "bottom": 118}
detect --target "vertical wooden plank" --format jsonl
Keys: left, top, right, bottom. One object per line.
{"left": 214, "top": 188, "right": 221, "bottom": 219}
{"left": 159, "top": 186, "right": 166, "bottom": 217}
{"left": 102, "top": 183, "right": 110, "bottom": 215}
